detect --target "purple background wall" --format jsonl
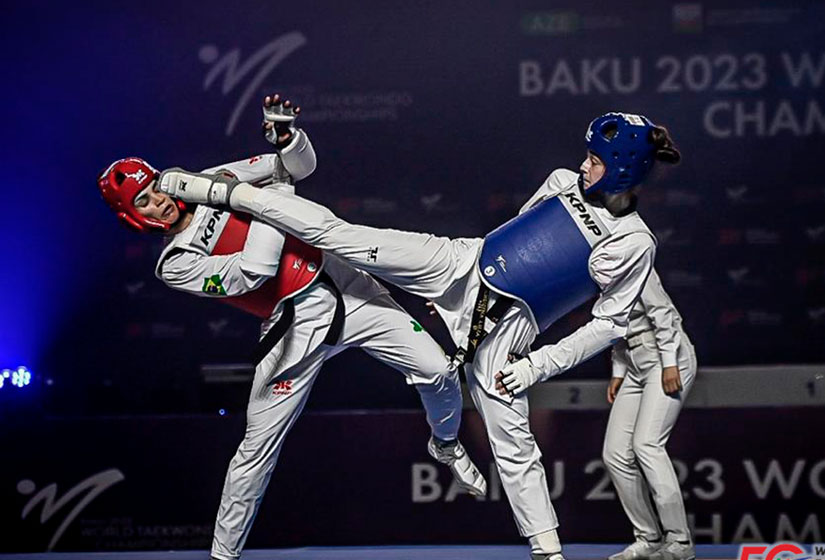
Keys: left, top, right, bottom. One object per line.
{"left": 1, "top": 0, "right": 823, "bottom": 414}
{"left": 1, "top": 1, "right": 823, "bottom": 552}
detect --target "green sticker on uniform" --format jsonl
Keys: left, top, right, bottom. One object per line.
{"left": 411, "top": 320, "right": 424, "bottom": 332}
{"left": 202, "top": 274, "right": 227, "bottom": 295}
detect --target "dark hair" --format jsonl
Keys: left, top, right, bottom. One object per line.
{"left": 649, "top": 126, "right": 681, "bottom": 164}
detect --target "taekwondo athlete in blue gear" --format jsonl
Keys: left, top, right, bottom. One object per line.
{"left": 497, "top": 113, "right": 698, "bottom": 560}
{"left": 496, "top": 111, "right": 671, "bottom": 396}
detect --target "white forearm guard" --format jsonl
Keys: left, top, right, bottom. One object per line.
{"left": 278, "top": 128, "right": 317, "bottom": 181}
{"left": 158, "top": 168, "right": 241, "bottom": 206}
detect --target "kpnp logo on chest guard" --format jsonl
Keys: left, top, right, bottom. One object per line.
{"left": 161, "top": 208, "right": 323, "bottom": 319}
{"left": 559, "top": 190, "right": 605, "bottom": 243}
{"left": 478, "top": 184, "right": 608, "bottom": 332}
{"left": 195, "top": 208, "right": 231, "bottom": 251}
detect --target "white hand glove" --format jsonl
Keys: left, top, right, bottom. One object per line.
{"left": 262, "top": 93, "right": 300, "bottom": 146}
{"left": 261, "top": 94, "right": 317, "bottom": 181}
{"left": 498, "top": 357, "right": 543, "bottom": 397}
{"left": 158, "top": 168, "right": 240, "bottom": 206}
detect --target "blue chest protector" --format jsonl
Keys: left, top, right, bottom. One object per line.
{"left": 478, "top": 187, "right": 608, "bottom": 332}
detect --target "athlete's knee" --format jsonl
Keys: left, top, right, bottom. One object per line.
{"left": 426, "top": 358, "right": 458, "bottom": 383}
{"left": 602, "top": 439, "right": 634, "bottom": 472}
{"left": 295, "top": 209, "right": 338, "bottom": 244}
{"left": 408, "top": 369, "right": 461, "bottom": 399}
{"left": 233, "top": 435, "right": 261, "bottom": 464}
{"left": 631, "top": 434, "right": 666, "bottom": 465}
{"left": 487, "top": 426, "right": 542, "bottom": 471}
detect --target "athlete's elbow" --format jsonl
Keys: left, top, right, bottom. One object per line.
{"left": 238, "top": 264, "right": 278, "bottom": 290}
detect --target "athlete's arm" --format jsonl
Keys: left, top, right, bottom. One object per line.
{"left": 202, "top": 125, "right": 316, "bottom": 188}
{"left": 164, "top": 95, "right": 317, "bottom": 281}
{"left": 607, "top": 341, "right": 629, "bottom": 403}
{"left": 497, "top": 234, "right": 655, "bottom": 397}
{"left": 262, "top": 93, "right": 316, "bottom": 182}
{"left": 611, "top": 341, "right": 629, "bottom": 379}
{"left": 639, "top": 269, "right": 685, "bottom": 395}
{"left": 639, "top": 269, "right": 682, "bottom": 369}
{"left": 195, "top": 163, "right": 290, "bottom": 279}
{"left": 159, "top": 249, "right": 272, "bottom": 297}
{"left": 528, "top": 233, "right": 655, "bottom": 376}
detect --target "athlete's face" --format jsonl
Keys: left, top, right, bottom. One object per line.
{"left": 579, "top": 151, "right": 606, "bottom": 191}
{"left": 133, "top": 181, "right": 180, "bottom": 225}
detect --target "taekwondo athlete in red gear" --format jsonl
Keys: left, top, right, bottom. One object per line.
{"left": 97, "top": 97, "right": 486, "bottom": 560}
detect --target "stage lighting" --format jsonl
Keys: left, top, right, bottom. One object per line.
{"left": 13, "top": 367, "right": 32, "bottom": 387}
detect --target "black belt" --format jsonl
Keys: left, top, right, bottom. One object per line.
{"left": 450, "top": 285, "right": 513, "bottom": 369}
{"left": 251, "top": 271, "right": 344, "bottom": 365}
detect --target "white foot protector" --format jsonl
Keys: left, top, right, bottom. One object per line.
{"left": 609, "top": 539, "right": 665, "bottom": 560}
{"left": 648, "top": 540, "right": 695, "bottom": 560}
{"left": 530, "top": 529, "right": 563, "bottom": 560}
{"left": 427, "top": 437, "right": 487, "bottom": 497}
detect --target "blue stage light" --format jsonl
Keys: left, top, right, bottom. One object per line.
{"left": 1, "top": 366, "right": 32, "bottom": 389}
{"left": 219, "top": 408, "right": 226, "bottom": 416}
{"left": 13, "top": 367, "right": 31, "bottom": 387}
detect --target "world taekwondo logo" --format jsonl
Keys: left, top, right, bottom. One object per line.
{"left": 199, "top": 32, "right": 308, "bottom": 136}
{"left": 18, "top": 468, "right": 125, "bottom": 551}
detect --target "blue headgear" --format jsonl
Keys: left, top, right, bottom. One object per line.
{"left": 584, "top": 112, "right": 656, "bottom": 195}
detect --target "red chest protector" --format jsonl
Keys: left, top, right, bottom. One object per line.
{"left": 212, "top": 213, "right": 322, "bottom": 318}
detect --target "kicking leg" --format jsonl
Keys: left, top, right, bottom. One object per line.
{"left": 232, "top": 185, "right": 481, "bottom": 301}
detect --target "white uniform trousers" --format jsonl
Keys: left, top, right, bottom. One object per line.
{"left": 211, "top": 284, "right": 462, "bottom": 560}
{"left": 243, "top": 191, "right": 559, "bottom": 537}
{"left": 602, "top": 330, "right": 697, "bottom": 544}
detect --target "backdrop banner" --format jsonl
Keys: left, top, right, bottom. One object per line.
{"left": 1, "top": 407, "right": 822, "bottom": 552}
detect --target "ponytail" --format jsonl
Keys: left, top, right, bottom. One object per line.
{"left": 649, "top": 126, "right": 681, "bottom": 165}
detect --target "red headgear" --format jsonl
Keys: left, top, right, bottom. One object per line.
{"left": 97, "top": 157, "right": 186, "bottom": 233}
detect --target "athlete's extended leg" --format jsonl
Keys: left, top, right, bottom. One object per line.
{"left": 232, "top": 186, "right": 480, "bottom": 301}
{"left": 337, "top": 293, "right": 486, "bottom": 496}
